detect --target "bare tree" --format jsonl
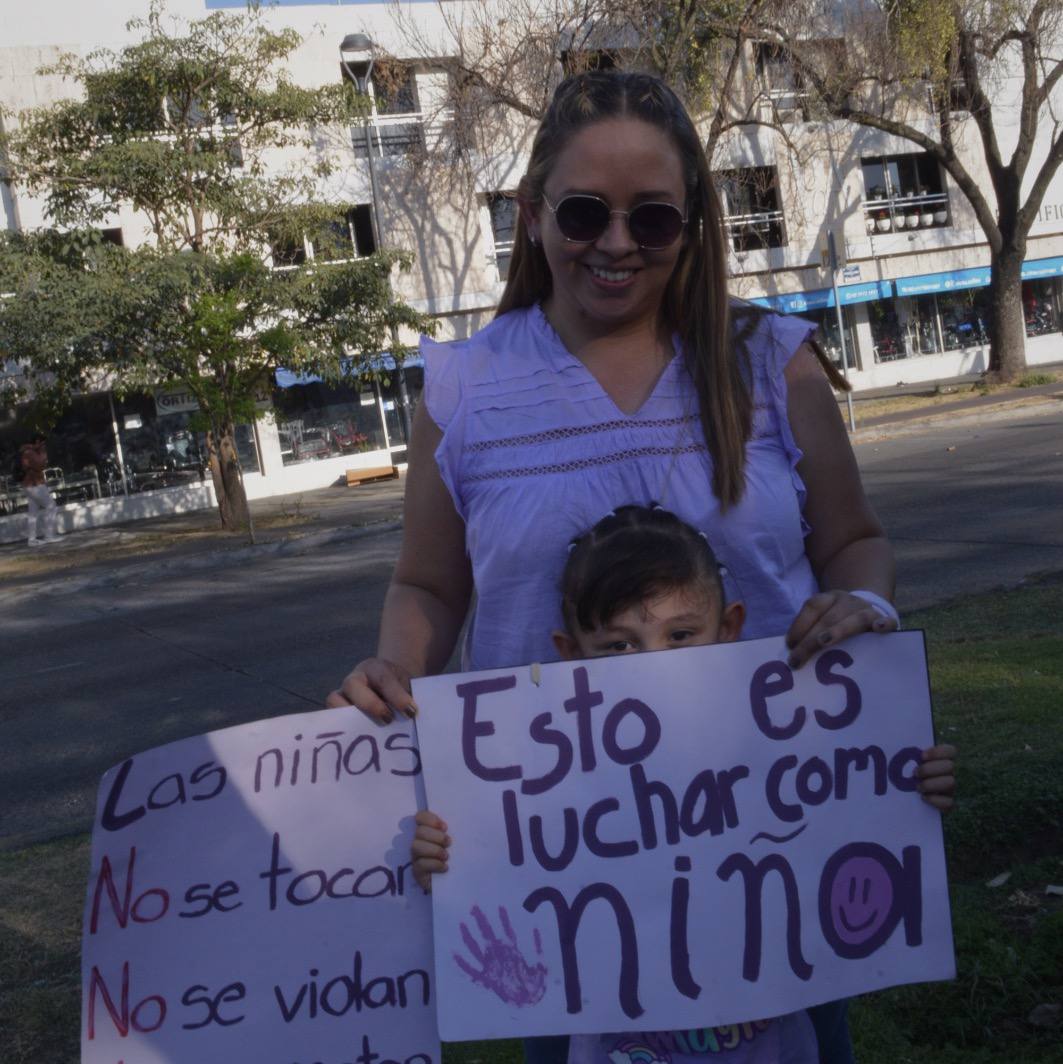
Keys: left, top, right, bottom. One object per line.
{"left": 751, "top": 0, "right": 1063, "bottom": 381}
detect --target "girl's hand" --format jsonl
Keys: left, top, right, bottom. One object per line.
{"left": 326, "top": 657, "right": 418, "bottom": 724}
{"left": 412, "top": 810, "right": 451, "bottom": 892}
{"left": 917, "top": 744, "right": 957, "bottom": 812}
{"left": 785, "top": 590, "right": 898, "bottom": 668}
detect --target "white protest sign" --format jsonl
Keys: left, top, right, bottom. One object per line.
{"left": 81, "top": 708, "right": 439, "bottom": 1064}
{"left": 413, "top": 632, "right": 955, "bottom": 1042}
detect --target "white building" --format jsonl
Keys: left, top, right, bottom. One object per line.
{"left": 2, "top": 0, "right": 1061, "bottom": 537}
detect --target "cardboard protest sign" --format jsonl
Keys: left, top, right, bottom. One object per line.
{"left": 413, "top": 632, "right": 955, "bottom": 1042}
{"left": 81, "top": 708, "right": 439, "bottom": 1064}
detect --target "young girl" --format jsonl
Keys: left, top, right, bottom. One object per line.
{"left": 412, "top": 504, "right": 957, "bottom": 1064}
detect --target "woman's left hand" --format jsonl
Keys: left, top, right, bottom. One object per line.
{"left": 785, "top": 589, "right": 898, "bottom": 668}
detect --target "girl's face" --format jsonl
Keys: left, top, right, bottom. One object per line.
{"left": 524, "top": 117, "right": 688, "bottom": 342}
{"left": 553, "top": 586, "right": 745, "bottom": 660}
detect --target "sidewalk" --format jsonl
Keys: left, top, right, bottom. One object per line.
{"left": 2, "top": 378, "right": 1060, "bottom": 596}
{"left": 0, "top": 475, "right": 407, "bottom": 597}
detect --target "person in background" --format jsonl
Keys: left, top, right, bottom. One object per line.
{"left": 20, "top": 433, "right": 60, "bottom": 547}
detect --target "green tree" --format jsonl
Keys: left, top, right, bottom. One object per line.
{"left": 0, "top": 2, "right": 429, "bottom": 528}
{"left": 752, "top": 0, "right": 1063, "bottom": 381}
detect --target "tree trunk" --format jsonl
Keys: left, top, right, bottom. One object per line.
{"left": 987, "top": 247, "right": 1029, "bottom": 383}
{"left": 206, "top": 427, "right": 251, "bottom": 531}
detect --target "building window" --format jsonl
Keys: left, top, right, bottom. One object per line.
{"left": 272, "top": 206, "right": 376, "bottom": 269}
{"left": 715, "top": 167, "right": 786, "bottom": 252}
{"left": 100, "top": 227, "right": 124, "bottom": 247}
{"left": 310, "top": 206, "right": 377, "bottom": 262}
{"left": 754, "top": 43, "right": 808, "bottom": 121}
{"left": 560, "top": 50, "right": 619, "bottom": 75}
{"left": 862, "top": 153, "right": 949, "bottom": 232}
{"left": 344, "top": 61, "right": 425, "bottom": 158}
{"left": 270, "top": 234, "right": 306, "bottom": 268}
{"left": 487, "top": 193, "right": 517, "bottom": 281}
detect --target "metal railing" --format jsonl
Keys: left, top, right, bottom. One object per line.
{"left": 723, "top": 209, "right": 787, "bottom": 251}
{"left": 351, "top": 111, "right": 426, "bottom": 158}
{"left": 862, "top": 193, "right": 950, "bottom": 233}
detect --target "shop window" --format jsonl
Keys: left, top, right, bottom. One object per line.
{"left": 715, "top": 167, "right": 786, "bottom": 252}
{"left": 937, "top": 289, "right": 989, "bottom": 350}
{"left": 867, "top": 300, "right": 905, "bottom": 362}
{"left": 343, "top": 61, "right": 425, "bottom": 158}
{"left": 487, "top": 193, "right": 517, "bottom": 281}
{"left": 801, "top": 306, "right": 858, "bottom": 369}
{"left": 1023, "top": 278, "right": 1061, "bottom": 336}
{"left": 862, "top": 153, "right": 949, "bottom": 232}
{"left": 902, "top": 295, "right": 943, "bottom": 355}
{"left": 273, "top": 377, "right": 390, "bottom": 466}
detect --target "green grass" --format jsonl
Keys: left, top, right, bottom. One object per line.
{"left": 2, "top": 577, "right": 1061, "bottom": 1063}
{"left": 1016, "top": 372, "right": 1058, "bottom": 388}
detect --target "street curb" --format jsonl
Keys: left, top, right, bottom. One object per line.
{"left": 850, "top": 395, "right": 1062, "bottom": 444}
{"left": 15, "top": 518, "right": 403, "bottom": 601}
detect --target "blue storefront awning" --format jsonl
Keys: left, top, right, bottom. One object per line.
{"left": 1021, "top": 255, "right": 1063, "bottom": 279}
{"left": 895, "top": 266, "right": 991, "bottom": 297}
{"left": 757, "top": 255, "right": 1063, "bottom": 317}
{"left": 274, "top": 352, "right": 424, "bottom": 389}
{"left": 752, "top": 279, "right": 893, "bottom": 314}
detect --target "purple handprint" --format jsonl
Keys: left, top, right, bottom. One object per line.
{"left": 453, "top": 905, "right": 548, "bottom": 1006}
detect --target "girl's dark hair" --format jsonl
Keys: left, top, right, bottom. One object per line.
{"left": 497, "top": 71, "right": 847, "bottom": 508}
{"left": 561, "top": 504, "right": 723, "bottom": 633}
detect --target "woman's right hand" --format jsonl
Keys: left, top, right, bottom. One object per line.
{"left": 325, "top": 657, "right": 418, "bottom": 724}
{"left": 412, "top": 809, "right": 451, "bottom": 892}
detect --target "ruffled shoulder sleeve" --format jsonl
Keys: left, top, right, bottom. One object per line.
{"left": 741, "top": 308, "right": 817, "bottom": 534}
{"left": 420, "top": 333, "right": 465, "bottom": 434}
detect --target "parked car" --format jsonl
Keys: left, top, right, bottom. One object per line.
{"left": 295, "top": 427, "right": 332, "bottom": 461}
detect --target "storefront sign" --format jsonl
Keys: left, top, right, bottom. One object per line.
{"left": 413, "top": 632, "right": 955, "bottom": 1042}
{"left": 154, "top": 388, "right": 200, "bottom": 415}
{"left": 841, "top": 265, "right": 862, "bottom": 282}
{"left": 895, "top": 266, "right": 991, "bottom": 297}
{"left": 81, "top": 709, "right": 439, "bottom": 1064}
{"left": 1020, "top": 255, "right": 1063, "bottom": 279}
{"left": 753, "top": 280, "right": 893, "bottom": 315}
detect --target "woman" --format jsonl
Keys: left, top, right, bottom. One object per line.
{"left": 328, "top": 72, "right": 895, "bottom": 1062}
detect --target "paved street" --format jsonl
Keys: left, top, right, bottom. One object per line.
{"left": 1, "top": 407, "right": 1060, "bottom": 849}
{"left": 857, "top": 407, "right": 1063, "bottom": 610}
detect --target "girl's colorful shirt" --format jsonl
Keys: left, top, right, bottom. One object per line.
{"left": 422, "top": 303, "right": 818, "bottom": 670}
{"left": 567, "top": 1012, "right": 818, "bottom": 1063}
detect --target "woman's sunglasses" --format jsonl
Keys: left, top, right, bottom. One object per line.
{"left": 541, "top": 194, "right": 686, "bottom": 250}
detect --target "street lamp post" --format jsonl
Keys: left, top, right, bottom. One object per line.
{"left": 339, "top": 33, "right": 413, "bottom": 451}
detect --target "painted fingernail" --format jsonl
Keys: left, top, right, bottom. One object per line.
{"left": 818, "top": 632, "right": 832, "bottom": 645}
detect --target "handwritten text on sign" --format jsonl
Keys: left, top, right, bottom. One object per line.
{"left": 414, "top": 632, "right": 955, "bottom": 1041}
{"left": 81, "top": 708, "right": 440, "bottom": 1064}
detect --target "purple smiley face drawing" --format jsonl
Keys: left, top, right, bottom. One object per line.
{"left": 830, "top": 855, "right": 893, "bottom": 945}
{"left": 818, "top": 842, "right": 924, "bottom": 959}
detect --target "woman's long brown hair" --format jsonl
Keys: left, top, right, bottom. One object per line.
{"left": 497, "top": 72, "right": 848, "bottom": 508}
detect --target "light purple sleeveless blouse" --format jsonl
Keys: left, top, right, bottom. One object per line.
{"left": 422, "top": 304, "right": 818, "bottom": 670}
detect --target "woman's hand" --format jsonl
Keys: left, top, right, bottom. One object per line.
{"left": 785, "top": 590, "right": 898, "bottom": 668}
{"left": 412, "top": 809, "right": 451, "bottom": 892}
{"left": 325, "top": 657, "right": 418, "bottom": 724}
{"left": 917, "top": 744, "right": 957, "bottom": 812}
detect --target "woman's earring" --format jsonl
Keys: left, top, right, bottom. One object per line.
{"left": 529, "top": 233, "right": 540, "bottom": 247}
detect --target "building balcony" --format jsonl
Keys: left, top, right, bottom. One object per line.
{"left": 724, "top": 209, "right": 787, "bottom": 252}
{"left": 862, "top": 193, "right": 950, "bottom": 234}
